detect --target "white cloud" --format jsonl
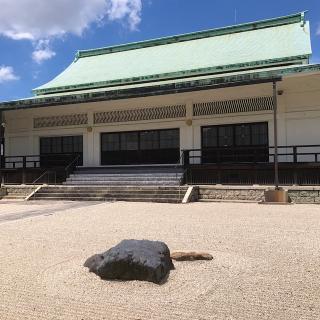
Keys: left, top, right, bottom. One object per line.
{"left": 107, "top": 0, "right": 142, "bottom": 30}
{"left": 32, "top": 48, "right": 56, "bottom": 64}
{"left": 3, "top": 31, "right": 34, "bottom": 40}
{"left": 0, "top": 66, "right": 19, "bottom": 83}
{"left": 0, "top": 0, "right": 142, "bottom": 41}
{"left": 0, "top": 0, "right": 142, "bottom": 63}
{"left": 32, "top": 40, "right": 56, "bottom": 64}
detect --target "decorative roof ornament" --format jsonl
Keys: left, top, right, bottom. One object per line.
{"left": 300, "top": 11, "right": 306, "bottom": 27}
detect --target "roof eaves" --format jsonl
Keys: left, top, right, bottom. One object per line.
{"left": 33, "top": 54, "right": 309, "bottom": 96}
{"left": 76, "top": 12, "right": 306, "bottom": 59}
{"left": 2, "top": 63, "right": 319, "bottom": 112}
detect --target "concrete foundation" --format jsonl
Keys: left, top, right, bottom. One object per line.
{"left": 199, "top": 185, "right": 320, "bottom": 204}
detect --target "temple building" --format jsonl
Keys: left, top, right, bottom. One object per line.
{"left": 1, "top": 12, "right": 320, "bottom": 191}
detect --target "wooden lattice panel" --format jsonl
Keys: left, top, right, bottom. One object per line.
{"left": 193, "top": 96, "right": 274, "bottom": 117}
{"left": 34, "top": 113, "right": 88, "bottom": 128}
{"left": 94, "top": 105, "right": 186, "bottom": 124}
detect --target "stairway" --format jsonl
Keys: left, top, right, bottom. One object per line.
{"left": 31, "top": 166, "right": 188, "bottom": 203}
{"left": 1, "top": 186, "right": 36, "bottom": 200}
{"left": 64, "top": 166, "right": 184, "bottom": 186}
{"left": 32, "top": 186, "right": 188, "bottom": 203}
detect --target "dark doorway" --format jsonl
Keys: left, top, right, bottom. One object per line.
{"left": 201, "top": 122, "right": 269, "bottom": 163}
{"left": 40, "top": 135, "right": 83, "bottom": 167}
{"left": 101, "top": 128, "right": 180, "bottom": 165}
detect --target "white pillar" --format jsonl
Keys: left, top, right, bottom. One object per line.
{"left": 92, "top": 130, "right": 101, "bottom": 167}
{"left": 182, "top": 99, "right": 194, "bottom": 149}
{"left": 84, "top": 111, "right": 94, "bottom": 167}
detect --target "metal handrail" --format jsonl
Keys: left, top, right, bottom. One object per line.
{"left": 174, "top": 152, "right": 190, "bottom": 201}
{"left": 174, "top": 151, "right": 187, "bottom": 183}
{"left": 64, "top": 154, "right": 81, "bottom": 182}
{"left": 65, "top": 154, "right": 81, "bottom": 172}
{"left": 177, "top": 150, "right": 186, "bottom": 165}
{"left": 32, "top": 170, "right": 47, "bottom": 184}
{"left": 32, "top": 170, "right": 56, "bottom": 185}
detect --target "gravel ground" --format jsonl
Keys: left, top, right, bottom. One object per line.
{"left": 0, "top": 200, "right": 320, "bottom": 320}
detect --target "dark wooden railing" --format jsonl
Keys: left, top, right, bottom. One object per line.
{"left": 182, "top": 145, "right": 320, "bottom": 165}
{"left": 0, "top": 153, "right": 80, "bottom": 184}
{"left": 181, "top": 145, "right": 320, "bottom": 186}
{"left": 2, "top": 153, "right": 79, "bottom": 169}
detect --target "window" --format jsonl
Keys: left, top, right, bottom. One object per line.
{"left": 73, "top": 136, "right": 83, "bottom": 153}
{"left": 202, "top": 127, "right": 218, "bottom": 148}
{"left": 101, "top": 129, "right": 180, "bottom": 165}
{"left": 159, "top": 129, "right": 179, "bottom": 149}
{"left": 202, "top": 122, "right": 268, "bottom": 148}
{"left": 201, "top": 122, "right": 268, "bottom": 163}
{"left": 140, "top": 131, "right": 159, "bottom": 150}
{"left": 50, "top": 137, "right": 62, "bottom": 153}
{"left": 62, "top": 136, "right": 74, "bottom": 153}
{"left": 218, "top": 126, "right": 233, "bottom": 147}
{"left": 40, "top": 135, "right": 83, "bottom": 166}
{"left": 121, "top": 132, "right": 138, "bottom": 151}
{"left": 235, "top": 124, "right": 251, "bottom": 146}
{"left": 252, "top": 123, "right": 268, "bottom": 145}
{"left": 40, "top": 137, "right": 51, "bottom": 154}
{"left": 40, "top": 136, "right": 83, "bottom": 154}
{"left": 101, "top": 133, "right": 120, "bottom": 152}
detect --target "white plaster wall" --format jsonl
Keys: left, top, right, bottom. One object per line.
{"left": 3, "top": 73, "right": 320, "bottom": 166}
{"left": 10, "top": 136, "right": 30, "bottom": 154}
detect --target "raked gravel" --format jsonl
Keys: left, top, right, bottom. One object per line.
{"left": 0, "top": 200, "right": 320, "bottom": 320}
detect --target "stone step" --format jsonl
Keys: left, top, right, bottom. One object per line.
{"left": 33, "top": 196, "right": 107, "bottom": 201}
{"left": 75, "top": 168, "right": 183, "bottom": 173}
{"left": 31, "top": 182, "right": 187, "bottom": 203}
{"left": 70, "top": 173, "right": 183, "bottom": 177}
{"left": 67, "top": 175, "right": 182, "bottom": 179}
{"left": 65, "top": 181, "right": 181, "bottom": 185}
{"left": 34, "top": 193, "right": 184, "bottom": 199}
{"left": 37, "top": 189, "right": 186, "bottom": 195}
{"left": 64, "top": 179, "right": 180, "bottom": 186}
{"left": 40, "top": 186, "right": 188, "bottom": 191}
{"left": 32, "top": 196, "right": 182, "bottom": 203}
{"left": 66, "top": 166, "right": 184, "bottom": 190}
{"left": 73, "top": 171, "right": 179, "bottom": 174}
{"left": 64, "top": 179, "right": 181, "bottom": 183}
{"left": 2, "top": 195, "right": 26, "bottom": 199}
{"left": 64, "top": 182, "right": 181, "bottom": 186}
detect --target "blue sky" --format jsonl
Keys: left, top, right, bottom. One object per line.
{"left": 0, "top": 0, "right": 319, "bottom": 102}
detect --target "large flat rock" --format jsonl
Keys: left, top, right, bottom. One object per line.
{"left": 84, "top": 239, "right": 174, "bottom": 284}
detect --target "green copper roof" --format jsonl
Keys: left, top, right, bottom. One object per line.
{"left": 33, "top": 12, "right": 311, "bottom": 96}
{"left": 2, "top": 64, "right": 320, "bottom": 111}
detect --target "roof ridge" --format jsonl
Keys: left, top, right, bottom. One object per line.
{"left": 76, "top": 12, "right": 306, "bottom": 60}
